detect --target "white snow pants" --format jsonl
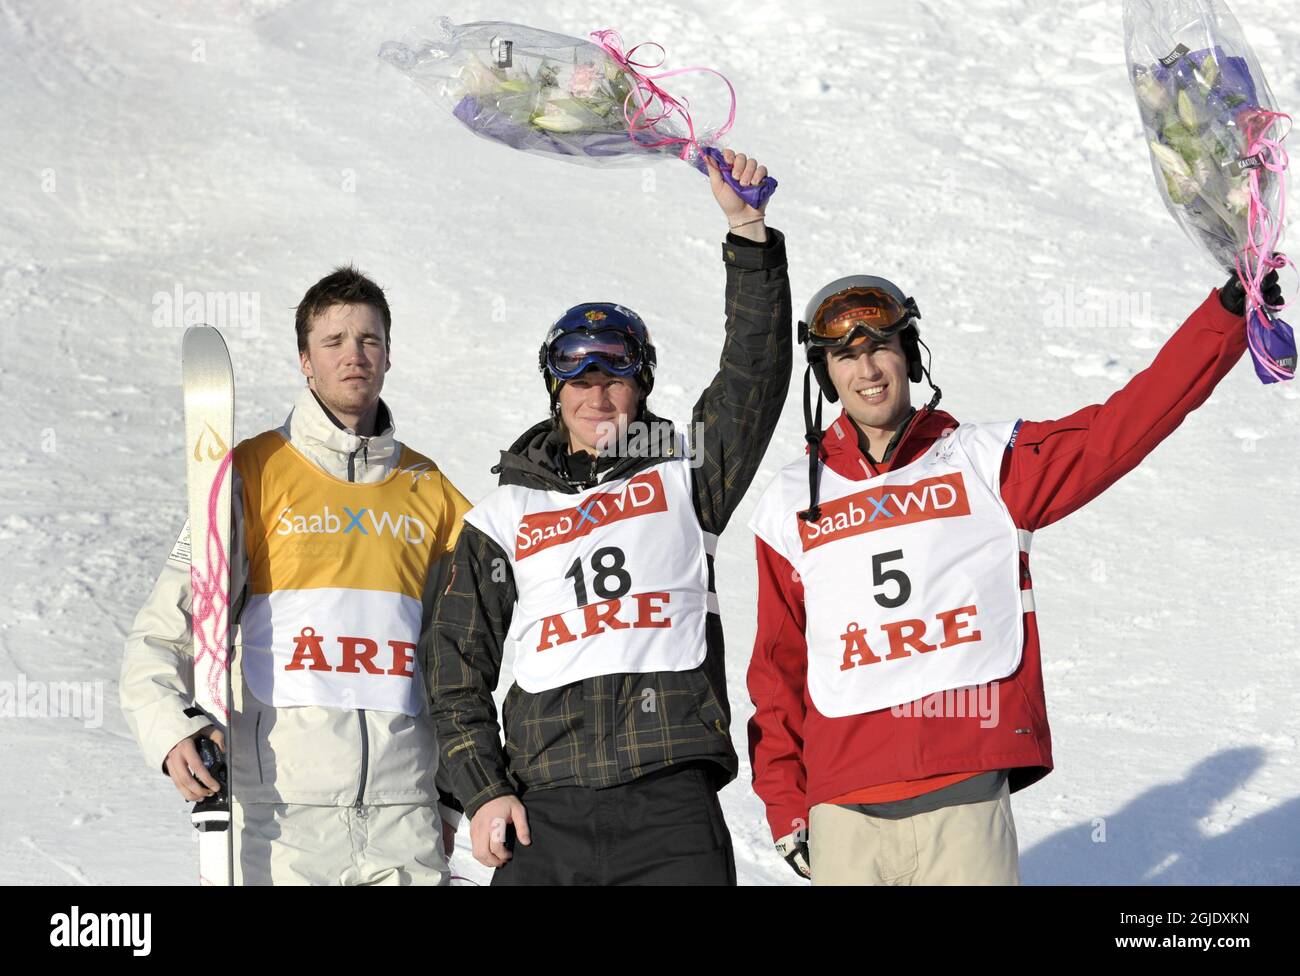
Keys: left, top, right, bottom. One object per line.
{"left": 808, "top": 780, "right": 1020, "bottom": 885}
{"left": 233, "top": 801, "right": 450, "bottom": 886}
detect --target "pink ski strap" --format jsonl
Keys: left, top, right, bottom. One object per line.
{"left": 190, "top": 450, "right": 233, "bottom": 721}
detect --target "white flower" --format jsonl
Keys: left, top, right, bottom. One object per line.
{"left": 1226, "top": 183, "right": 1252, "bottom": 213}
{"left": 1135, "top": 73, "right": 1171, "bottom": 112}
{"left": 1150, "top": 141, "right": 1191, "bottom": 178}
{"left": 533, "top": 109, "right": 586, "bottom": 132}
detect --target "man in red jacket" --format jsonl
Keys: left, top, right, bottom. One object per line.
{"left": 746, "top": 269, "right": 1284, "bottom": 885}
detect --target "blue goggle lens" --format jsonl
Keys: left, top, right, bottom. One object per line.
{"left": 546, "top": 329, "right": 641, "bottom": 379}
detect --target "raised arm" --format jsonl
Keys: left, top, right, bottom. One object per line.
{"left": 1001, "top": 288, "right": 1248, "bottom": 530}
{"left": 689, "top": 150, "right": 793, "bottom": 535}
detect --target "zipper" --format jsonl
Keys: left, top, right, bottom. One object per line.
{"left": 354, "top": 708, "right": 369, "bottom": 811}
{"left": 1021, "top": 424, "right": 1088, "bottom": 455}
{"left": 891, "top": 408, "right": 925, "bottom": 461}
{"left": 346, "top": 435, "right": 372, "bottom": 481}
{"left": 254, "top": 711, "right": 264, "bottom": 784}
{"left": 861, "top": 407, "right": 926, "bottom": 477}
{"left": 346, "top": 435, "right": 370, "bottom": 813}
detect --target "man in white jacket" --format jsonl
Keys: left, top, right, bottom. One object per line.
{"left": 121, "top": 266, "right": 471, "bottom": 885}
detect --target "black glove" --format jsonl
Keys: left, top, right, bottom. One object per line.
{"left": 775, "top": 831, "right": 811, "bottom": 880}
{"left": 1220, "top": 267, "right": 1284, "bottom": 316}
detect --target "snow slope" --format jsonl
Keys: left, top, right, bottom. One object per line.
{"left": 0, "top": 0, "right": 1296, "bottom": 885}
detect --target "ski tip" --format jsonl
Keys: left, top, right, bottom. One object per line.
{"left": 182, "top": 325, "right": 233, "bottom": 374}
{"left": 182, "top": 324, "right": 231, "bottom": 352}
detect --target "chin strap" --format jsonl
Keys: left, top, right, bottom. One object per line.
{"left": 799, "top": 364, "right": 826, "bottom": 523}
{"left": 800, "top": 341, "right": 944, "bottom": 523}
{"left": 917, "top": 336, "right": 943, "bottom": 411}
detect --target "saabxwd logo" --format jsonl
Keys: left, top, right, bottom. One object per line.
{"left": 799, "top": 473, "right": 971, "bottom": 550}
{"left": 515, "top": 471, "right": 667, "bottom": 559}
{"left": 275, "top": 505, "right": 425, "bottom": 544}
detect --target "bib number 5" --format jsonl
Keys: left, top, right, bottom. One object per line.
{"left": 872, "top": 549, "right": 911, "bottom": 609}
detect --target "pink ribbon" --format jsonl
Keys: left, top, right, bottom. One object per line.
{"left": 589, "top": 28, "right": 737, "bottom": 162}
{"left": 1233, "top": 107, "right": 1294, "bottom": 381}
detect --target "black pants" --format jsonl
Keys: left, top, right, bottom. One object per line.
{"left": 491, "top": 763, "right": 737, "bottom": 886}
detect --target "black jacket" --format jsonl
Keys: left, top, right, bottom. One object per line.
{"left": 424, "top": 229, "right": 792, "bottom": 817}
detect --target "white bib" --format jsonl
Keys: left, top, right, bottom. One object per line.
{"left": 750, "top": 421, "right": 1026, "bottom": 718}
{"left": 241, "top": 589, "right": 423, "bottom": 715}
{"left": 465, "top": 451, "right": 712, "bottom": 693}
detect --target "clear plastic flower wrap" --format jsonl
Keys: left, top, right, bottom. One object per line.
{"left": 1123, "top": 0, "right": 1294, "bottom": 382}
{"left": 379, "top": 18, "right": 777, "bottom": 209}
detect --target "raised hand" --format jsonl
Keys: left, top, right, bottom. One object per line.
{"left": 706, "top": 148, "right": 769, "bottom": 242}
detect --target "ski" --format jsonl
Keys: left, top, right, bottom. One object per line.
{"left": 181, "top": 325, "right": 236, "bottom": 886}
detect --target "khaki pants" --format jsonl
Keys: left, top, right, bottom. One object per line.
{"left": 809, "top": 782, "right": 1020, "bottom": 885}
{"left": 233, "top": 802, "right": 449, "bottom": 886}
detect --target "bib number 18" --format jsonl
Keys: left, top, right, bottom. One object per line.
{"left": 565, "top": 546, "right": 632, "bottom": 606}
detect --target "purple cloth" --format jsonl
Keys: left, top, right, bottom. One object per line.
{"left": 695, "top": 146, "right": 778, "bottom": 210}
{"left": 1152, "top": 47, "right": 1261, "bottom": 127}
{"left": 1249, "top": 309, "right": 1297, "bottom": 383}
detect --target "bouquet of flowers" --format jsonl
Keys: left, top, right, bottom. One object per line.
{"left": 379, "top": 18, "right": 777, "bottom": 209}
{"left": 1124, "top": 0, "right": 1293, "bottom": 383}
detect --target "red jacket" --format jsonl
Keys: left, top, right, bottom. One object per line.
{"left": 746, "top": 289, "right": 1247, "bottom": 841}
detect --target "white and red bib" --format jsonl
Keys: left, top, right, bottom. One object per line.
{"left": 464, "top": 450, "right": 712, "bottom": 694}
{"left": 235, "top": 432, "right": 453, "bottom": 716}
{"left": 750, "top": 421, "right": 1027, "bottom": 718}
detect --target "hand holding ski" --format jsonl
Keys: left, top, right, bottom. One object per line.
{"left": 163, "top": 725, "right": 225, "bottom": 802}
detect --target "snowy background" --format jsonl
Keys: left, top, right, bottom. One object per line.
{"left": 1, "top": 0, "right": 1297, "bottom": 885}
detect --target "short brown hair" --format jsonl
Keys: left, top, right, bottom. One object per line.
{"left": 295, "top": 265, "right": 391, "bottom": 354}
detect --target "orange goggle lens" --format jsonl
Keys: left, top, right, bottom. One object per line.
{"left": 809, "top": 286, "right": 910, "bottom": 343}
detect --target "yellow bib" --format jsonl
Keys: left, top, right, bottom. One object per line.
{"left": 234, "top": 431, "right": 461, "bottom": 714}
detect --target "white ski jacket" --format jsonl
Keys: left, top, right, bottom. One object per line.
{"left": 119, "top": 386, "right": 470, "bottom": 822}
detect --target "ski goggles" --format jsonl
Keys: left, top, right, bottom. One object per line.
{"left": 805, "top": 286, "right": 918, "bottom": 347}
{"left": 543, "top": 328, "right": 647, "bottom": 381}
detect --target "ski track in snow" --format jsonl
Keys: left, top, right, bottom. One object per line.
{"left": 19, "top": 837, "right": 92, "bottom": 886}
{"left": 1, "top": 0, "right": 1297, "bottom": 884}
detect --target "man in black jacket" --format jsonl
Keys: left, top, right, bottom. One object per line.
{"left": 423, "top": 149, "right": 792, "bottom": 884}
